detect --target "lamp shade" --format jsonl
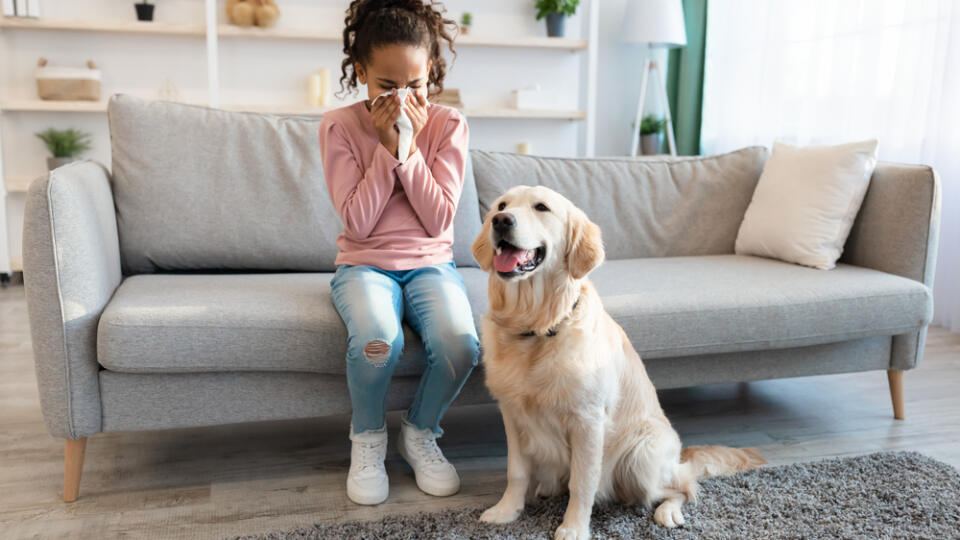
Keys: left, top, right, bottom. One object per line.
{"left": 622, "top": 0, "right": 687, "bottom": 47}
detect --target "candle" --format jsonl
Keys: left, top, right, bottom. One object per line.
{"left": 517, "top": 142, "right": 532, "bottom": 155}
{"left": 309, "top": 69, "right": 329, "bottom": 106}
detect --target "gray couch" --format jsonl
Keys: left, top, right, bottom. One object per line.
{"left": 23, "top": 94, "right": 940, "bottom": 502}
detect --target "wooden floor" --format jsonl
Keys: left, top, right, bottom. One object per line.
{"left": 1, "top": 281, "right": 959, "bottom": 539}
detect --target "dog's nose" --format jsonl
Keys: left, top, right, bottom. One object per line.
{"left": 492, "top": 212, "right": 516, "bottom": 232}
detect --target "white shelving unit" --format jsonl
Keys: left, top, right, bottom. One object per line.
{"left": 0, "top": 98, "right": 588, "bottom": 120}
{"left": 0, "top": 0, "right": 600, "bottom": 273}
{"left": 0, "top": 15, "right": 207, "bottom": 36}
{"left": 0, "top": 15, "right": 589, "bottom": 50}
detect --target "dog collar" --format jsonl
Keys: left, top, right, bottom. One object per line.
{"left": 519, "top": 294, "right": 581, "bottom": 338}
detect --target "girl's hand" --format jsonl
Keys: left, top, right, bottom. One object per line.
{"left": 405, "top": 90, "right": 428, "bottom": 158}
{"left": 369, "top": 92, "right": 401, "bottom": 156}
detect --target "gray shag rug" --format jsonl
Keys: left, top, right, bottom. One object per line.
{"left": 231, "top": 452, "right": 960, "bottom": 539}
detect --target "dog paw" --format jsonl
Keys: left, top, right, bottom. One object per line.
{"left": 554, "top": 522, "right": 591, "bottom": 540}
{"left": 653, "top": 501, "right": 685, "bottom": 528}
{"left": 480, "top": 502, "right": 522, "bottom": 524}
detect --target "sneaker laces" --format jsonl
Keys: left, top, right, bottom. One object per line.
{"left": 354, "top": 439, "right": 386, "bottom": 471}
{"left": 412, "top": 433, "right": 447, "bottom": 466}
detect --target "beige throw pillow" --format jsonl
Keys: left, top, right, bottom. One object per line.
{"left": 735, "top": 139, "right": 879, "bottom": 270}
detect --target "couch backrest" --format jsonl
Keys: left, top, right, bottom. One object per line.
{"left": 107, "top": 94, "right": 482, "bottom": 274}
{"left": 470, "top": 147, "right": 768, "bottom": 260}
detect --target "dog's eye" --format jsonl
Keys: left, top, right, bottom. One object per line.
{"left": 534, "top": 203, "right": 550, "bottom": 212}
{"left": 498, "top": 201, "right": 507, "bottom": 211}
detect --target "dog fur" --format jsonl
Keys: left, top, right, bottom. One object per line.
{"left": 472, "top": 186, "right": 765, "bottom": 539}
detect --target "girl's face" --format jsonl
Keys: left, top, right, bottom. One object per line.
{"left": 356, "top": 44, "right": 432, "bottom": 101}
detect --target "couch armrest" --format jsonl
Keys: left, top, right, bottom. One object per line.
{"left": 841, "top": 163, "right": 941, "bottom": 287}
{"left": 22, "top": 160, "right": 122, "bottom": 439}
{"left": 840, "top": 163, "right": 941, "bottom": 371}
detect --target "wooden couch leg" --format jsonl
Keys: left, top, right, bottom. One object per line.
{"left": 887, "top": 370, "right": 905, "bottom": 420}
{"left": 64, "top": 438, "right": 87, "bottom": 502}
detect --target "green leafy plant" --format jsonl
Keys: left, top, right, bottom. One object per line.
{"left": 460, "top": 12, "right": 472, "bottom": 26}
{"left": 535, "top": 0, "right": 579, "bottom": 20}
{"left": 639, "top": 115, "right": 666, "bottom": 135}
{"left": 34, "top": 128, "right": 93, "bottom": 158}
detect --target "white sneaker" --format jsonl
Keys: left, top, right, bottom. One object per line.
{"left": 347, "top": 428, "right": 389, "bottom": 505}
{"left": 397, "top": 417, "right": 460, "bottom": 497}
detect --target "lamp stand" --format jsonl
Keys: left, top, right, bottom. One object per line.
{"left": 630, "top": 59, "right": 677, "bottom": 157}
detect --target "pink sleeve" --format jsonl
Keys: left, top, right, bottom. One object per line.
{"left": 395, "top": 111, "right": 469, "bottom": 237}
{"left": 319, "top": 119, "right": 399, "bottom": 240}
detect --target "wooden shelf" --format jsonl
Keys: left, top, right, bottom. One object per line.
{"left": 218, "top": 24, "right": 587, "bottom": 51}
{"left": 5, "top": 176, "right": 36, "bottom": 193}
{"left": 457, "top": 34, "right": 588, "bottom": 51}
{"left": 217, "top": 24, "right": 333, "bottom": 42}
{"left": 462, "top": 107, "right": 586, "bottom": 120}
{"left": 0, "top": 16, "right": 586, "bottom": 51}
{"left": 0, "top": 99, "right": 109, "bottom": 112}
{"left": 1, "top": 99, "right": 585, "bottom": 120}
{"left": 0, "top": 15, "right": 205, "bottom": 37}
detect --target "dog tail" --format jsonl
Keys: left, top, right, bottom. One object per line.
{"left": 680, "top": 445, "right": 766, "bottom": 478}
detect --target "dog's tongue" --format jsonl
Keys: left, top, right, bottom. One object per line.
{"left": 494, "top": 245, "right": 534, "bottom": 273}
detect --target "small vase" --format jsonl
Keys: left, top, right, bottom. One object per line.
{"left": 460, "top": 24, "right": 470, "bottom": 36}
{"left": 546, "top": 13, "right": 565, "bottom": 37}
{"left": 47, "top": 157, "right": 76, "bottom": 171}
{"left": 641, "top": 133, "right": 662, "bottom": 156}
{"left": 135, "top": 3, "right": 155, "bottom": 21}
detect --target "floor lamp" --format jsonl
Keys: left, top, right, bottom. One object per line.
{"left": 622, "top": 0, "right": 687, "bottom": 156}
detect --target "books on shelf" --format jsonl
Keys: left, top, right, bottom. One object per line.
{"left": 5, "top": 0, "right": 40, "bottom": 17}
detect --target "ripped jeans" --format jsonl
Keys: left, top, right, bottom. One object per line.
{"left": 329, "top": 262, "right": 480, "bottom": 436}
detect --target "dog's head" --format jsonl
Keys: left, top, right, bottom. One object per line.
{"left": 472, "top": 185, "right": 604, "bottom": 281}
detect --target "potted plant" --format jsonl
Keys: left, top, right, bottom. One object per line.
{"left": 135, "top": 0, "right": 155, "bottom": 21}
{"left": 35, "top": 128, "right": 93, "bottom": 170}
{"left": 535, "top": 0, "right": 579, "bottom": 38}
{"left": 460, "top": 12, "right": 472, "bottom": 35}
{"left": 639, "top": 115, "right": 666, "bottom": 155}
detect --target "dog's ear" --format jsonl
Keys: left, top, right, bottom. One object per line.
{"left": 472, "top": 217, "right": 494, "bottom": 272}
{"left": 565, "top": 208, "right": 605, "bottom": 279}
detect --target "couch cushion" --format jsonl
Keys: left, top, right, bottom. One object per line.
{"left": 735, "top": 139, "right": 879, "bottom": 270}
{"left": 108, "top": 94, "right": 483, "bottom": 274}
{"left": 592, "top": 255, "right": 932, "bottom": 358}
{"left": 453, "top": 154, "right": 482, "bottom": 267}
{"left": 97, "top": 255, "right": 930, "bottom": 375}
{"left": 97, "top": 269, "right": 490, "bottom": 376}
{"left": 470, "top": 147, "right": 768, "bottom": 260}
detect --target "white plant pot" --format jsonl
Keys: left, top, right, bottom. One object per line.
{"left": 641, "top": 133, "right": 662, "bottom": 155}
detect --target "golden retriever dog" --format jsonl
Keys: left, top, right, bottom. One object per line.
{"left": 472, "top": 185, "right": 765, "bottom": 539}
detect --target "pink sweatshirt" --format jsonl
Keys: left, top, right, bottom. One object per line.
{"left": 318, "top": 100, "right": 469, "bottom": 270}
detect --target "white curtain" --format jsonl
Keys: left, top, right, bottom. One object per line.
{"left": 701, "top": 0, "right": 960, "bottom": 331}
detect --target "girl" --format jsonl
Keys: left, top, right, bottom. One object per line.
{"left": 318, "top": 0, "right": 478, "bottom": 506}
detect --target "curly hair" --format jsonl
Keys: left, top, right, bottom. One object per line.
{"left": 337, "top": 0, "right": 458, "bottom": 100}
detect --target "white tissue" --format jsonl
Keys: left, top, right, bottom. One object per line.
{"left": 372, "top": 87, "right": 414, "bottom": 163}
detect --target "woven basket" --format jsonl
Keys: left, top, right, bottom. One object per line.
{"left": 35, "top": 58, "right": 101, "bottom": 101}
